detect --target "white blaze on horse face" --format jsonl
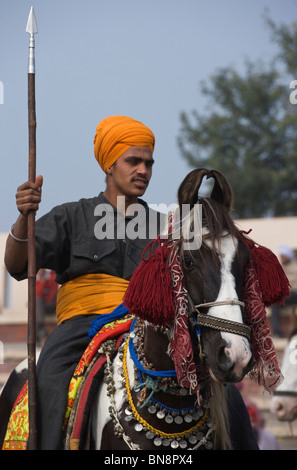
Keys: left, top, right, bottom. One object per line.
{"left": 206, "top": 235, "right": 252, "bottom": 373}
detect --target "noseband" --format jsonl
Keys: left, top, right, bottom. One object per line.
{"left": 191, "top": 298, "right": 251, "bottom": 341}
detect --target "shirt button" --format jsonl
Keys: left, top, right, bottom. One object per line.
{"left": 122, "top": 239, "right": 126, "bottom": 244}
{"left": 94, "top": 254, "right": 98, "bottom": 259}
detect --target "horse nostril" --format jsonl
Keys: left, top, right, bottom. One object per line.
{"left": 217, "top": 346, "right": 234, "bottom": 372}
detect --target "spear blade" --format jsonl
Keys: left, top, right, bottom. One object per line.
{"left": 26, "top": 7, "right": 38, "bottom": 75}
{"left": 26, "top": 6, "right": 38, "bottom": 35}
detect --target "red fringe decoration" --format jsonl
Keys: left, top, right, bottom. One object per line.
{"left": 123, "top": 238, "right": 176, "bottom": 326}
{"left": 242, "top": 237, "right": 290, "bottom": 306}
{"left": 244, "top": 263, "right": 283, "bottom": 392}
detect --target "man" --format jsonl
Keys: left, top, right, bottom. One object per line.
{"left": 4, "top": 115, "right": 164, "bottom": 449}
{"left": 270, "top": 244, "right": 297, "bottom": 337}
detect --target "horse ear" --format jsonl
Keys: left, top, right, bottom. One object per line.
{"left": 177, "top": 168, "right": 209, "bottom": 207}
{"left": 208, "top": 169, "right": 233, "bottom": 211}
{"left": 178, "top": 168, "right": 233, "bottom": 211}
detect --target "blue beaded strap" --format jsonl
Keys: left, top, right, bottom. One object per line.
{"left": 192, "top": 315, "right": 202, "bottom": 338}
{"left": 150, "top": 393, "right": 197, "bottom": 415}
{"left": 87, "top": 303, "right": 129, "bottom": 341}
{"left": 129, "top": 317, "right": 177, "bottom": 378}
{"left": 136, "top": 368, "right": 196, "bottom": 414}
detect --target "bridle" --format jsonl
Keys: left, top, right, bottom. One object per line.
{"left": 190, "top": 297, "right": 251, "bottom": 341}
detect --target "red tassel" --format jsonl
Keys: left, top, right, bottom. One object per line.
{"left": 123, "top": 239, "right": 176, "bottom": 326}
{"left": 243, "top": 237, "right": 290, "bottom": 306}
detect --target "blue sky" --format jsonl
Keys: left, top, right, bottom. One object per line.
{"left": 0, "top": 0, "right": 296, "bottom": 231}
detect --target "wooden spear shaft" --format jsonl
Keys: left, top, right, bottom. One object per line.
{"left": 26, "top": 7, "right": 38, "bottom": 449}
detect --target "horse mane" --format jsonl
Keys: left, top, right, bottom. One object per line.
{"left": 178, "top": 196, "right": 246, "bottom": 272}
{"left": 210, "top": 383, "right": 231, "bottom": 450}
{"left": 200, "top": 197, "right": 241, "bottom": 242}
{"left": 177, "top": 167, "right": 246, "bottom": 262}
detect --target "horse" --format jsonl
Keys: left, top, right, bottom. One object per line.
{"left": 1, "top": 168, "right": 286, "bottom": 450}
{"left": 90, "top": 168, "right": 256, "bottom": 450}
{"left": 270, "top": 326, "right": 297, "bottom": 422}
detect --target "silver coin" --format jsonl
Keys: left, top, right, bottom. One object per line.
{"left": 196, "top": 431, "right": 204, "bottom": 440}
{"left": 179, "top": 388, "right": 188, "bottom": 396}
{"left": 174, "top": 415, "right": 183, "bottom": 424}
{"left": 165, "top": 415, "right": 173, "bottom": 424}
{"left": 179, "top": 440, "right": 188, "bottom": 449}
{"left": 153, "top": 437, "right": 162, "bottom": 447}
{"left": 205, "top": 441, "right": 213, "bottom": 449}
{"left": 148, "top": 405, "right": 157, "bottom": 414}
{"left": 125, "top": 407, "right": 133, "bottom": 415}
{"left": 193, "top": 408, "right": 204, "bottom": 419}
{"left": 134, "top": 423, "right": 143, "bottom": 432}
{"left": 162, "top": 439, "right": 170, "bottom": 447}
{"left": 184, "top": 413, "right": 193, "bottom": 423}
{"left": 146, "top": 431, "right": 155, "bottom": 440}
{"left": 156, "top": 410, "right": 165, "bottom": 419}
{"left": 171, "top": 440, "right": 179, "bottom": 449}
{"left": 124, "top": 415, "right": 133, "bottom": 422}
{"left": 188, "top": 435, "right": 198, "bottom": 445}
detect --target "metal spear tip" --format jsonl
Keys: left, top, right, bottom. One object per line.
{"left": 26, "top": 6, "right": 38, "bottom": 35}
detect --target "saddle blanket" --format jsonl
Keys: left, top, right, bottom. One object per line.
{"left": 2, "top": 313, "right": 133, "bottom": 450}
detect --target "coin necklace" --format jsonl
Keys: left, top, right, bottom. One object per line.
{"left": 121, "top": 336, "right": 215, "bottom": 449}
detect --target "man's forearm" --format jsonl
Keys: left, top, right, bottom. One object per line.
{"left": 5, "top": 214, "right": 29, "bottom": 274}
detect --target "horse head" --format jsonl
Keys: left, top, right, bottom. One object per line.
{"left": 177, "top": 168, "right": 253, "bottom": 383}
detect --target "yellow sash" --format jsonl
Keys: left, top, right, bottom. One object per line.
{"left": 56, "top": 273, "right": 129, "bottom": 325}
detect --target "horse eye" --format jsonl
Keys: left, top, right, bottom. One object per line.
{"left": 183, "top": 255, "right": 195, "bottom": 269}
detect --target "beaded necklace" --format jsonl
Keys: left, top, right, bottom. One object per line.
{"left": 105, "top": 334, "right": 215, "bottom": 450}
{"left": 129, "top": 317, "right": 176, "bottom": 378}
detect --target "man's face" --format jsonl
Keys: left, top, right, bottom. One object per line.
{"left": 107, "top": 146, "right": 154, "bottom": 200}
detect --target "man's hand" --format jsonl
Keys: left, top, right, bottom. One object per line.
{"left": 15, "top": 174, "right": 43, "bottom": 216}
{"left": 4, "top": 174, "right": 43, "bottom": 274}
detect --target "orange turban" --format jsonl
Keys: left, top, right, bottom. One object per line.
{"left": 93, "top": 115, "right": 155, "bottom": 172}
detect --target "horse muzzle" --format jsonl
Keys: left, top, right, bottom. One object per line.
{"left": 211, "top": 334, "right": 254, "bottom": 383}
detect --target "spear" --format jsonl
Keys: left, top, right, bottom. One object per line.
{"left": 26, "top": 6, "right": 38, "bottom": 449}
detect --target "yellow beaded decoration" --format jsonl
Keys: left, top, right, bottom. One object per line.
{"left": 122, "top": 336, "right": 209, "bottom": 440}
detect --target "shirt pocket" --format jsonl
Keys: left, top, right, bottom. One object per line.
{"left": 71, "top": 239, "right": 117, "bottom": 270}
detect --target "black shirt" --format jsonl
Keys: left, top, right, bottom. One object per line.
{"left": 13, "top": 193, "right": 166, "bottom": 284}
